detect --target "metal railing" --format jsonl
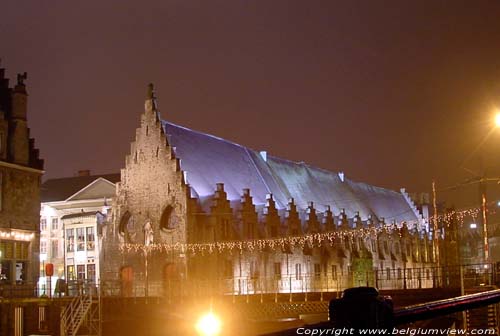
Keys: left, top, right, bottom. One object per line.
{"left": 97, "top": 263, "right": 500, "bottom": 300}
{"left": 60, "top": 289, "right": 94, "bottom": 336}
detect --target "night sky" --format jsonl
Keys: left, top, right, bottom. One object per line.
{"left": 2, "top": 1, "right": 500, "bottom": 209}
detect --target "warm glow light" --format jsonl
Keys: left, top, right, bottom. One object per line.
{"left": 470, "top": 223, "right": 477, "bottom": 229}
{"left": 495, "top": 113, "right": 500, "bottom": 128}
{"left": 195, "top": 312, "right": 221, "bottom": 336}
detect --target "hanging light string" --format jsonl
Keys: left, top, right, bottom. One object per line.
{"left": 119, "top": 203, "right": 490, "bottom": 255}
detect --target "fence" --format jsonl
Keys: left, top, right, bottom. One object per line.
{"left": 1, "top": 263, "right": 499, "bottom": 300}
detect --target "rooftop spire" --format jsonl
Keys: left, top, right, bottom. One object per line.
{"left": 147, "top": 83, "right": 155, "bottom": 99}
{"left": 145, "top": 83, "right": 158, "bottom": 113}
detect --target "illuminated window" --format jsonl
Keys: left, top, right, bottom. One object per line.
{"left": 250, "top": 261, "right": 259, "bottom": 279}
{"left": 40, "top": 240, "right": 47, "bottom": 254}
{"left": 51, "top": 240, "right": 58, "bottom": 258}
{"left": 87, "top": 264, "right": 96, "bottom": 282}
{"left": 40, "top": 218, "right": 47, "bottom": 231}
{"left": 86, "top": 227, "right": 95, "bottom": 251}
{"left": 314, "top": 263, "right": 321, "bottom": 278}
{"left": 273, "top": 262, "right": 281, "bottom": 279}
{"left": 77, "top": 265, "right": 85, "bottom": 280}
{"left": 76, "top": 228, "right": 85, "bottom": 251}
{"left": 331, "top": 265, "right": 338, "bottom": 280}
{"left": 295, "top": 264, "right": 302, "bottom": 280}
{"left": 66, "top": 265, "right": 75, "bottom": 280}
{"left": 51, "top": 218, "right": 58, "bottom": 230}
{"left": 66, "top": 229, "right": 74, "bottom": 252}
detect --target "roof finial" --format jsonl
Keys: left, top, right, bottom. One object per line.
{"left": 17, "top": 72, "right": 27, "bottom": 86}
{"left": 147, "top": 83, "right": 155, "bottom": 99}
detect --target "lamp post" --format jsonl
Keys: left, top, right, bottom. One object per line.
{"left": 439, "top": 112, "right": 500, "bottom": 266}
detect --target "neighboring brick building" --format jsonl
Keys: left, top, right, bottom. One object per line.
{"left": 0, "top": 61, "right": 43, "bottom": 288}
{"left": 102, "top": 85, "right": 435, "bottom": 295}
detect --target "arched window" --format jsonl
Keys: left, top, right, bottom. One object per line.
{"left": 160, "top": 206, "right": 175, "bottom": 231}
{"left": 118, "top": 211, "right": 132, "bottom": 235}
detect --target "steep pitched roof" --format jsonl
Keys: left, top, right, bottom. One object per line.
{"left": 41, "top": 173, "right": 120, "bottom": 202}
{"left": 162, "top": 121, "right": 418, "bottom": 223}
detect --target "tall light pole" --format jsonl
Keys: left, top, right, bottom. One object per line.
{"left": 440, "top": 112, "right": 500, "bottom": 265}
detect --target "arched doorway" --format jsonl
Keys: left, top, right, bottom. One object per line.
{"left": 120, "top": 266, "right": 134, "bottom": 297}
{"left": 163, "top": 263, "right": 180, "bottom": 297}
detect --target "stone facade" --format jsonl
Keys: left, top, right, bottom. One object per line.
{"left": 0, "top": 62, "right": 43, "bottom": 286}
{"left": 102, "top": 85, "right": 436, "bottom": 295}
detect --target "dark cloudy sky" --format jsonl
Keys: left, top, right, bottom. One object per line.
{"left": 2, "top": 1, "right": 500, "bottom": 208}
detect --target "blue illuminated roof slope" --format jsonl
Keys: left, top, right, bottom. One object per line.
{"left": 162, "top": 121, "right": 418, "bottom": 223}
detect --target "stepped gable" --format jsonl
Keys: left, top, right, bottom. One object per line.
{"left": 161, "top": 121, "right": 418, "bottom": 224}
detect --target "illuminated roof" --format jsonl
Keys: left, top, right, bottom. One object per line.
{"left": 162, "top": 121, "right": 418, "bottom": 224}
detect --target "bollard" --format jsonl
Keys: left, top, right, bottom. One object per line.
{"left": 329, "top": 287, "right": 394, "bottom": 330}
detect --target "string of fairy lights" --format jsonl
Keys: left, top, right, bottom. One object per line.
{"left": 119, "top": 203, "right": 495, "bottom": 255}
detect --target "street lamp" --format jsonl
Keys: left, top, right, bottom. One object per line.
{"left": 495, "top": 112, "right": 500, "bottom": 128}
{"left": 439, "top": 113, "right": 500, "bottom": 266}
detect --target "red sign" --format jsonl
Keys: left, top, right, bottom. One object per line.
{"left": 45, "top": 263, "right": 54, "bottom": 277}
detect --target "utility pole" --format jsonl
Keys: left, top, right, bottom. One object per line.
{"left": 432, "top": 181, "right": 440, "bottom": 268}
{"left": 480, "top": 180, "right": 489, "bottom": 264}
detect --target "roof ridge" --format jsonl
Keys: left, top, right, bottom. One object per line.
{"left": 162, "top": 120, "right": 250, "bottom": 150}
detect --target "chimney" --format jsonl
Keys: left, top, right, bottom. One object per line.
{"left": 77, "top": 170, "right": 91, "bottom": 177}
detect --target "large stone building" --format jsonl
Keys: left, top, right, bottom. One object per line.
{"left": 102, "top": 85, "right": 435, "bottom": 296}
{"left": 0, "top": 62, "right": 43, "bottom": 288}
{"left": 39, "top": 170, "right": 119, "bottom": 294}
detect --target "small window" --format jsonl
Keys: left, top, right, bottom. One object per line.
{"left": 273, "top": 262, "right": 281, "bottom": 279}
{"left": 250, "top": 261, "right": 259, "bottom": 279}
{"left": 87, "top": 264, "right": 96, "bottom": 282}
{"left": 40, "top": 240, "right": 47, "bottom": 254}
{"left": 314, "top": 263, "right": 321, "bottom": 278}
{"left": 77, "top": 265, "right": 85, "bottom": 280}
{"left": 331, "top": 265, "right": 338, "bottom": 280}
{"left": 86, "top": 227, "right": 95, "bottom": 250}
{"left": 51, "top": 240, "right": 58, "bottom": 258}
{"left": 51, "top": 218, "right": 58, "bottom": 230}
{"left": 76, "top": 228, "right": 85, "bottom": 251}
{"left": 67, "top": 265, "right": 75, "bottom": 280}
{"left": 295, "top": 264, "right": 302, "bottom": 280}
{"left": 40, "top": 218, "right": 47, "bottom": 231}
{"left": 66, "top": 229, "right": 75, "bottom": 252}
